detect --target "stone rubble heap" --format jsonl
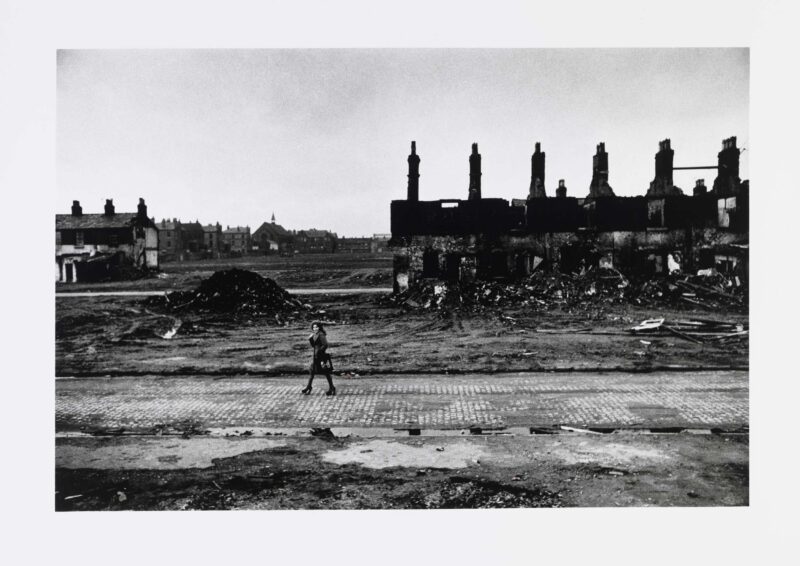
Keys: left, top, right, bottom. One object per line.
{"left": 154, "top": 268, "right": 306, "bottom": 316}
{"left": 386, "top": 268, "right": 746, "bottom": 314}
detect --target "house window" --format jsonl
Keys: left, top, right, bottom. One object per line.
{"left": 75, "top": 231, "right": 84, "bottom": 248}
{"left": 422, "top": 249, "right": 439, "bottom": 277}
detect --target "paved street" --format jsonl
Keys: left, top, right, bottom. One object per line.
{"left": 56, "top": 371, "right": 748, "bottom": 431}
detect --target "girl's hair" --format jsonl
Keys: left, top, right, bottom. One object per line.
{"left": 311, "top": 321, "right": 326, "bottom": 334}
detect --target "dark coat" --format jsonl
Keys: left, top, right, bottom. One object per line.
{"left": 309, "top": 331, "right": 328, "bottom": 361}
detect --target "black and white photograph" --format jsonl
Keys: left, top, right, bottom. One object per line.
{"left": 53, "top": 47, "right": 750, "bottom": 511}
{"left": 2, "top": 0, "right": 797, "bottom": 564}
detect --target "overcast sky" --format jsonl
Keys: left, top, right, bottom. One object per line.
{"left": 57, "top": 49, "right": 748, "bottom": 236}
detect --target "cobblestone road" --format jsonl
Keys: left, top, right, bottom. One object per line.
{"left": 56, "top": 371, "right": 748, "bottom": 431}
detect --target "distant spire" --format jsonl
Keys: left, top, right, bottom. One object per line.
{"left": 271, "top": 212, "right": 276, "bottom": 224}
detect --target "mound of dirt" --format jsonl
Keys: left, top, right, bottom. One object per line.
{"left": 152, "top": 268, "right": 306, "bottom": 316}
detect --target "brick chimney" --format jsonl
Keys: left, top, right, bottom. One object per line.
{"left": 468, "top": 143, "right": 481, "bottom": 200}
{"left": 556, "top": 179, "right": 567, "bottom": 198}
{"left": 71, "top": 200, "right": 82, "bottom": 216}
{"left": 587, "top": 142, "right": 615, "bottom": 197}
{"left": 104, "top": 199, "right": 115, "bottom": 216}
{"left": 712, "top": 136, "right": 741, "bottom": 196}
{"left": 647, "top": 138, "right": 683, "bottom": 197}
{"left": 528, "top": 142, "right": 546, "bottom": 198}
{"left": 137, "top": 198, "right": 147, "bottom": 219}
{"left": 407, "top": 141, "right": 420, "bottom": 202}
{"left": 693, "top": 178, "right": 708, "bottom": 196}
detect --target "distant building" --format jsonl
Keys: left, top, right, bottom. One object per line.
{"left": 181, "top": 221, "right": 205, "bottom": 253}
{"left": 222, "top": 225, "right": 251, "bottom": 254}
{"left": 338, "top": 237, "right": 372, "bottom": 254}
{"left": 56, "top": 198, "right": 158, "bottom": 282}
{"left": 157, "top": 218, "right": 182, "bottom": 260}
{"left": 252, "top": 214, "right": 295, "bottom": 255}
{"left": 295, "top": 229, "right": 337, "bottom": 253}
{"left": 371, "top": 233, "right": 391, "bottom": 253}
{"left": 202, "top": 222, "right": 223, "bottom": 256}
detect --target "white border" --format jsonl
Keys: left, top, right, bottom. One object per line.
{"left": 2, "top": 1, "right": 797, "bottom": 564}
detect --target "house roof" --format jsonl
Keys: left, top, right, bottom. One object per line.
{"left": 300, "top": 229, "right": 335, "bottom": 238}
{"left": 223, "top": 226, "right": 250, "bottom": 234}
{"left": 202, "top": 224, "right": 221, "bottom": 233}
{"left": 253, "top": 221, "right": 291, "bottom": 239}
{"left": 181, "top": 222, "right": 205, "bottom": 237}
{"left": 56, "top": 213, "right": 155, "bottom": 230}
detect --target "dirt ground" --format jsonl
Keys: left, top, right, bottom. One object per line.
{"left": 54, "top": 255, "right": 749, "bottom": 510}
{"left": 56, "top": 294, "right": 748, "bottom": 377}
{"left": 55, "top": 432, "right": 747, "bottom": 510}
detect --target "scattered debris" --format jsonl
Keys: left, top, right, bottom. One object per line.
{"left": 161, "top": 321, "right": 182, "bottom": 339}
{"left": 560, "top": 426, "right": 603, "bottom": 434}
{"left": 629, "top": 317, "right": 748, "bottom": 345}
{"left": 385, "top": 268, "right": 746, "bottom": 315}
{"left": 310, "top": 427, "right": 336, "bottom": 441}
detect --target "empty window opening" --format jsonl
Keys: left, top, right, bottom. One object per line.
{"left": 422, "top": 249, "right": 440, "bottom": 277}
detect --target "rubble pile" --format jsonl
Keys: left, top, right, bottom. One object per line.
{"left": 386, "top": 267, "right": 746, "bottom": 314}
{"left": 152, "top": 268, "right": 306, "bottom": 316}
{"left": 384, "top": 268, "right": 627, "bottom": 313}
{"left": 630, "top": 270, "right": 747, "bottom": 310}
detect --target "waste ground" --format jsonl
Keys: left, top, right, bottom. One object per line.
{"left": 55, "top": 257, "right": 748, "bottom": 509}
{"left": 56, "top": 433, "right": 747, "bottom": 510}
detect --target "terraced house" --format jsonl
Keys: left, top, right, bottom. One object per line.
{"left": 390, "top": 138, "right": 748, "bottom": 292}
{"left": 56, "top": 198, "right": 159, "bottom": 282}
{"left": 222, "top": 225, "right": 251, "bottom": 254}
{"left": 295, "top": 229, "right": 337, "bottom": 254}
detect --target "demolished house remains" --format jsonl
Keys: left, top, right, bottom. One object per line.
{"left": 56, "top": 198, "right": 159, "bottom": 282}
{"left": 389, "top": 138, "right": 748, "bottom": 292}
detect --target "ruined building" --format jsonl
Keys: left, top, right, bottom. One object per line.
{"left": 56, "top": 198, "right": 159, "bottom": 282}
{"left": 389, "top": 138, "right": 748, "bottom": 292}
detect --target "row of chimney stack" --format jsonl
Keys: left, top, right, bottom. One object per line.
{"left": 70, "top": 198, "right": 149, "bottom": 218}
{"left": 406, "top": 137, "right": 741, "bottom": 201}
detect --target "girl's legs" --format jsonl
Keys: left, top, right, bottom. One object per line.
{"left": 324, "top": 371, "right": 335, "bottom": 396}
{"left": 302, "top": 362, "right": 315, "bottom": 393}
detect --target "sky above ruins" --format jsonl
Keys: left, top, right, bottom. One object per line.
{"left": 58, "top": 49, "right": 748, "bottom": 236}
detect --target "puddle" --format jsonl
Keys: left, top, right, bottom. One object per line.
{"left": 322, "top": 439, "right": 487, "bottom": 469}
{"left": 56, "top": 437, "right": 287, "bottom": 470}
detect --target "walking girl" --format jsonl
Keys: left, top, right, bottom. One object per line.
{"left": 301, "top": 321, "right": 336, "bottom": 396}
